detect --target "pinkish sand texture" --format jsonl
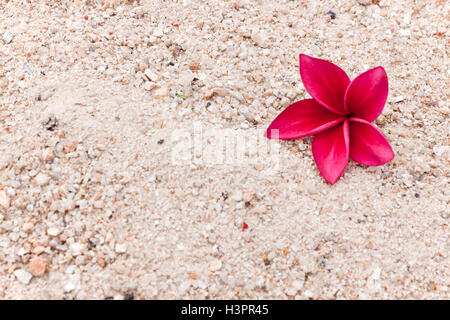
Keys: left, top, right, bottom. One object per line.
{"left": 0, "top": 0, "right": 448, "bottom": 299}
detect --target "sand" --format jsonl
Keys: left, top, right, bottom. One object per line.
{"left": 0, "top": 0, "right": 448, "bottom": 299}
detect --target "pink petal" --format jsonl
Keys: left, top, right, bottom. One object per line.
{"left": 300, "top": 54, "right": 350, "bottom": 115}
{"left": 344, "top": 66, "right": 388, "bottom": 122}
{"left": 312, "top": 120, "right": 350, "bottom": 184}
{"left": 266, "top": 99, "right": 345, "bottom": 140}
{"left": 349, "top": 118, "right": 394, "bottom": 166}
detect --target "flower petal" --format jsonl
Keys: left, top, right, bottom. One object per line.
{"left": 312, "top": 120, "right": 350, "bottom": 184}
{"left": 344, "top": 66, "right": 388, "bottom": 122}
{"left": 349, "top": 118, "right": 394, "bottom": 166}
{"left": 300, "top": 54, "right": 350, "bottom": 115}
{"left": 266, "top": 99, "right": 345, "bottom": 140}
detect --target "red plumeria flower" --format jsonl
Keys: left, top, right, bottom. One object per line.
{"left": 266, "top": 54, "right": 394, "bottom": 184}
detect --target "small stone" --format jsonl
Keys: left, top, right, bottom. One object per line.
{"left": 154, "top": 87, "right": 169, "bottom": 99}
{"left": 70, "top": 242, "right": 85, "bottom": 256}
{"left": 286, "top": 279, "right": 304, "bottom": 296}
{"left": 98, "top": 255, "right": 107, "bottom": 268}
{"left": 64, "top": 282, "right": 76, "bottom": 293}
{"left": 106, "top": 8, "right": 115, "bottom": 16}
{"left": 42, "top": 148, "right": 55, "bottom": 161}
{"left": 189, "top": 62, "right": 200, "bottom": 71}
{"left": 28, "top": 257, "right": 47, "bottom": 277}
{"left": 14, "top": 269, "right": 33, "bottom": 284}
{"left": 75, "top": 255, "right": 86, "bottom": 266}
{"left": 428, "top": 160, "right": 439, "bottom": 169}
{"left": 222, "top": 111, "right": 232, "bottom": 120}
{"left": 427, "top": 281, "right": 437, "bottom": 291}
{"left": 2, "top": 30, "right": 14, "bottom": 44}
{"left": 144, "top": 69, "right": 159, "bottom": 82}
{"left": 391, "top": 96, "right": 405, "bottom": 103}
{"left": 204, "top": 89, "right": 214, "bottom": 100}
{"left": 115, "top": 243, "right": 127, "bottom": 254}
{"left": 231, "top": 190, "right": 243, "bottom": 201}
{"left": 401, "top": 174, "right": 413, "bottom": 188}
{"left": 251, "top": 31, "right": 268, "bottom": 48}
{"left": 47, "top": 227, "right": 61, "bottom": 237}
{"left": 93, "top": 200, "right": 104, "bottom": 209}
{"left": 370, "top": 268, "right": 382, "bottom": 280}
{"left": 180, "top": 71, "right": 194, "bottom": 91}
{"left": 22, "top": 223, "right": 34, "bottom": 233}
{"left": 137, "top": 61, "right": 147, "bottom": 73}
{"left": 326, "top": 10, "right": 336, "bottom": 19}
{"left": 18, "top": 248, "right": 29, "bottom": 256}
{"left": 143, "top": 81, "right": 156, "bottom": 91}
{"left": 42, "top": 114, "right": 58, "bottom": 131}
{"left": 63, "top": 141, "right": 77, "bottom": 154}
{"left": 32, "top": 246, "right": 46, "bottom": 255}
{"left": 56, "top": 130, "right": 65, "bottom": 138}
{"left": 35, "top": 173, "right": 50, "bottom": 186}
{"left": 0, "top": 190, "right": 10, "bottom": 210}
{"left": 243, "top": 112, "right": 255, "bottom": 123}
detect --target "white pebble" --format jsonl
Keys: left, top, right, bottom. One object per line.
{"left": 2, "top": 30, "right": 14, "bottom": 44}
{"left": 115, "top": 243, "right": 127, "bottom": 254}
{"left": 14, "top": 269, "right": 32, "bottom": 285}
{"left": 251, "top": 31, "right": 268, "bottom": 48}
{"left": 70, "top": 243, "right": 85, "bottom": 256}
{"left": 35, "top": 173, "right": 50, "bottom": 186}
{"left": 0, "top": 190, "right": 10, "bottom": 210}
{"left": 144, "top": 69, "right": 159, "bottom": 82}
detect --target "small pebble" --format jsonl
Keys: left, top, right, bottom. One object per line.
{"left": 189, "top": 62, "right": 200, "bottom": 71}
{"left": 70, "top": 243, "right": 85, "bottom": 256}
{"left": 251, "top": 31, "right": 268, "bottom": 48}
{"left": 42, "top": 148, "right": 55, "bottom": 161}
{"left": 144, "top": 69, "right": 159, "bottom": 82}
{"left": 14, "top": 269, "right": 33, "bottom": 285}
{"left": 64, "top": 282, "right": 76, "bottom": 293}
{"left": 115, "top": 243, "right": 127, "bottom": 254}
{"left": 22, "top": 223, "right": 34, "bottom": 233}
{"left": 28, "top": 257, "right": 47, "bottom": 277}
{"left": 35, "top": 173, "right": 50, "bottom": 186}
{"left": 47, "top": 227, "right": 61, "bottom": 237}
{"left": 0, "top": 191, "right": 10, "bottom": 210}
{"left": 2, "top": 30, "right": 14, "bottom": 44}
{"left": 153, "top": 87, "right": 169, "bottom": 99}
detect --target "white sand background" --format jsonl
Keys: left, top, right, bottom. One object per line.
{"left": 0, "top": 0, "right": 448, "bottom": 299}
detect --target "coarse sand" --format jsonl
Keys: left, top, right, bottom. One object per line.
{"left": 0, "top": 0, "right": 448, "bottom": 299}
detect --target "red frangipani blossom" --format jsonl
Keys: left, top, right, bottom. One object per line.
{"left": 266, "top": 54, "right": 394, "bottom": 184}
